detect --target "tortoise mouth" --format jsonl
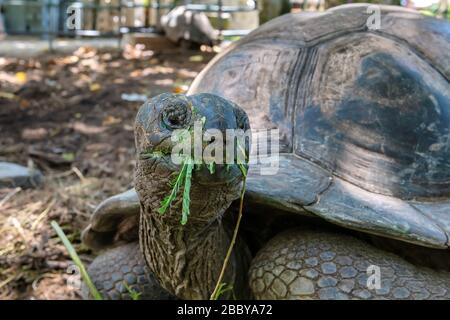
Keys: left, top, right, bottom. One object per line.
{"left": 139, "top": 151, "right": 244, "bottom": 186}
{"left": 138, "top": 152, "right": 178, "bottom": 172}
{"left": 195, "top": 163, "right": 244, "bottom": 186}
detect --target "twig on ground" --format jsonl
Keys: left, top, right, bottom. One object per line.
{"left": 0, "top": 187, "right": 22, "bottom": 208}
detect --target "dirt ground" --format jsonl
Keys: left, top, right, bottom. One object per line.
{"left": 0, "top": 44, "right": 215, "bottom": 299}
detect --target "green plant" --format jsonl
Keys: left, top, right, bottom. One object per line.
{"left": 158, "top": 113, "right": 205, "bottom": 225}
{"left": 208, "top": 162, "right": 215, "bottom": 174}
{"left": 210, "top": 282, "right": 234, "bottom": 300}
{"left": 158, "top": 157, "right": 195, "bottom": 225}
{"left": 123, "top": 282, "right": 142, "bottom": 300}
{"left": 51, "top": 221, "right": 103, "bottom": 300}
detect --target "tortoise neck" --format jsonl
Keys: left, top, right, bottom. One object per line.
{"left": 135, "top": 161, "right": 245, "bottom": 299}
{"left": 139, "top": 212, "right": 234, "bottom": 299}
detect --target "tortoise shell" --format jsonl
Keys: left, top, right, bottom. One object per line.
{"left": 83, "top": 4, "right": 450, "bottom": 251}
{"left": 188, "top": 4, "right": 450, "bottom": 248}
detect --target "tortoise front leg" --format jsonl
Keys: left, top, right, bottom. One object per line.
{"left": 83, "top": 242, "right": 174, "bottom": 300}
{"left": 249, "top": 229, "right": 450, "bottom": 300}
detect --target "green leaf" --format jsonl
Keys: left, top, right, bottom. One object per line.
{"left": 158, "top": 162, "right": 187, "bottom": 215}
{"left": 189, "top": 55, "right": 204, "bottom": 62}
{"left": 150, "top": 151, "right": 164, "bottom": 158}
{"left": 239, "top": 164, "right": 247, "bottom": 178}
{"left": 208, "top": 162, "right": 215, "bottom": 174}
{"left": 181, "top": 160, "right": 194, "bottom": 225}
{"left": 157, "top": 196, "right": 171, "bottom": 215}
{"left": 123, "top": 282, "right": 142, "bottom": 300}
{"left": 211, "top": 282, "right": 233, "bottom": 300}
{"left": 62, "top": 152, "right": 75, "bottom": 162}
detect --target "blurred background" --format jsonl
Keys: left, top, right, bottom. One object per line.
{"left": 0, "top": 0, "right": 448, "bottom": 300}
{"left": 0, "top": 0, "right": 448, "bottom": 43}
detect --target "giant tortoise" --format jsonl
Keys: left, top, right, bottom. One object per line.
{"left": 81, "top": 4, "right": 450, "bottom": 300}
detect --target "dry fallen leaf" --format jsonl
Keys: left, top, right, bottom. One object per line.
{"left": 89, "top": 83, "right": 101, "bottom": 92}
{"left": 22, "top": 128, "right": 48, "bottom": 141}
{"left": 0, "top": 91, "right": 17, "bottom": 100}
{"left": 189, "top": 55, "right": 204, "bottom": 62}
{"left": 19, "top": 99, "right": 30, "bottom": 109}
{"left": 61, "top": 56, "right": 79, "bottom": 65}
{"left": 72, "top": 121, "right": 106, "bottom": 134}
{"left": 15, "top": 72, "right": 27, "bottom": 84}
{"left": 102, "top": 115, "right": 122, "bottom": 126}
{"left": 172, "top": 85, "right": 188, "bottom": 94}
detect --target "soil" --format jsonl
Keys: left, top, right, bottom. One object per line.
{"left": 0, "top": 44, "right": 215, "bottom": 299}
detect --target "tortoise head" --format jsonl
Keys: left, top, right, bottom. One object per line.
{"left": 134, "top": 93, "right": 250, "bottom": 224}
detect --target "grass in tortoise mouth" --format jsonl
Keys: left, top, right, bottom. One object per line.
{"left": 156, "top": 156, "right": 246, "bottom": 226}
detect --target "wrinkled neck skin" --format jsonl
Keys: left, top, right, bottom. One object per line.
{"left": 135, "top": 158, "right": 248, "bottom": 299}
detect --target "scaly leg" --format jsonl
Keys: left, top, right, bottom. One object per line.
{"left": 249, "top": 229, "right": 450, "bottom": 300}
{"left": 83, "top": 242, "right": 174, "bottom": 300}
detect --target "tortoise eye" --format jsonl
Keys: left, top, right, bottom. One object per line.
{"left": 162, "top": 101, "right": 191, "bottom": 130}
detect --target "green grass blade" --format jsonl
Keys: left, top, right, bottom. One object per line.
{"left": 238, "top": 164, "right": 247, "bottom": 178}
{"left": 181, "top": 160, "right": 194, "bottom": 225}
{"left": 123, "top": 282, "right": 142, "bottom": 300}
{"left": 51, "top": 221, "right": 103, "bottom": 300}
{"left": 210, "top": 172, "right": 247, "bottom": 300}
{"left": 158, "top": 161, "right": 187, "bottom": 215}
{"left": 208, "top": 162, "right": 215, "bottom": 174}
{"left": 211, "top": 282, "right": 233, "bottom": 300}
